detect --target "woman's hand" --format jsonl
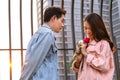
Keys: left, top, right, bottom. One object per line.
{"left": 71, "top": 60, "right": 79, "bottom": 72}
{"left": 75, "top": 45, "right": 81, "bottom": 54}
{"left": 80, "top": 43, "right": 87, "bottom": 57}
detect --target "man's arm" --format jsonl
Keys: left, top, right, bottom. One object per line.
{"left": 20, "top": 32, "right": 53, "bottom": 80}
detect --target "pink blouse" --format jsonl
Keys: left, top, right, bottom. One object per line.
{"left": 78, "top": 40, "right": 115, "bottom": 80}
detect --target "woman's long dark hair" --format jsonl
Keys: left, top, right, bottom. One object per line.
{"left": 84, "top": 13, "right": 114, "bottom": 51}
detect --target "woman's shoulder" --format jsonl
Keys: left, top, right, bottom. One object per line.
{"left": 100, "top": 39, "right": 108, "bottom": 43}
{"left": 89, "top": 39, "right": 108, "bottom": 46}
{"left": 95, "top": 40, "right": 109, "bottom": 48}
{"left": 96, "top": 39, "right": 108, "bottom": 44}
{"left": 88, "top": 40, "right": 109, "bottom": 49}
{"left": 87, "top": 40, "right": 111, "bottom": 54}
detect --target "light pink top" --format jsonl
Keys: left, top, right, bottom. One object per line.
{"left": 78, "top": 40, "right": 115, "bottom": 80}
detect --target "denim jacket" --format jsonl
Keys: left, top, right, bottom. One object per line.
{"left": 20, "top": 24, "right": 58, "bottom": 80}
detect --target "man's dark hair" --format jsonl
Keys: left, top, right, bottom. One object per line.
{"left": 44, "top": 6, "right": 66, "bottom": 22}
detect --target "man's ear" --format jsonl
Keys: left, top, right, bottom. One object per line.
{"left": 50, "top": 15, "right": 56, "bottom": 22}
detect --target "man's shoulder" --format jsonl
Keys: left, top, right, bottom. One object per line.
{"left": 39, "top": 25, "right": 52, "bottom": 33}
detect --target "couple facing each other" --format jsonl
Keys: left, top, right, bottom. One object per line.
{"left": 20, "top": 6, "right": 115, "bottom": 80}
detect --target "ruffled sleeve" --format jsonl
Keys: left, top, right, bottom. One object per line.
{"left": 86, "top": 40, "right": 113, "bottom": 72}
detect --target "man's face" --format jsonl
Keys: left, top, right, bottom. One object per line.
{"left": 52, "top": 14, "right": 65, "bottom": 33}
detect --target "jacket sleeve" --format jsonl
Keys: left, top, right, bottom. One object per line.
{"left": 20, "top": 32, "right": 53, "bottom": 80}
{"left": 86, "top": 40, "right": 113, "bottom": 72}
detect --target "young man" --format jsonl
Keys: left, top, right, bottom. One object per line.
{"left": 20, "top": 6, "right": 66, "bottom": 80}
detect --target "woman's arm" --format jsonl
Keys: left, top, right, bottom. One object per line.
{"left": 85, "top": 40, "right": 113, "bottom": 72}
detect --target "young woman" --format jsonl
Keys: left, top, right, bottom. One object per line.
{"left": 72, "top": 13, "right": 115, "bottom": 80}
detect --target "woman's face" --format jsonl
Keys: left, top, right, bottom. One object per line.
{"left": 83, "top": 21, "right": 93, "bottom": 39}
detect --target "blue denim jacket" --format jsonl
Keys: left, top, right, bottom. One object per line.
{"left": 20, "top": 24, "right": 58, "bottom": 80}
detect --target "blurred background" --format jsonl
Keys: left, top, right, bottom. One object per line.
{"left": 0, "top": 0, "right": 120, "bottom": 80}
